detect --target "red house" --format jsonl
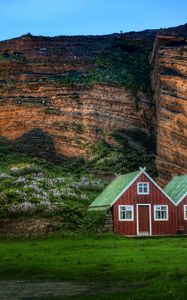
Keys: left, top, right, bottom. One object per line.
{"left": 164, "top": 175, "right": 187, "bottom": 234}
{"left": 89, "top": 167, "right": 178, "bottom": 236}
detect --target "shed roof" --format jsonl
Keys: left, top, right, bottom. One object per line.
{"left": 89, "top": 170, "right": 141, "bottom": 211}
{"left": 164, "top": 175, "right": 187, "bottom": 204}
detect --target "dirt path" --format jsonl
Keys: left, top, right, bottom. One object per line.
{"left": 0, "top": 280, "right": 119, "bottom": 299}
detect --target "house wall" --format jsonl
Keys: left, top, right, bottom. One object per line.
{"left": 176, "top": 196, "right": 187, "bottom": 233}
{"left": 113, "top": 173, "right": 177, "bottom": 236}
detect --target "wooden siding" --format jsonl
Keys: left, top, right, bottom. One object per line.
{"left": 113, "top": 173, "right": 177, "bottom": 236}
{"left": 176, "top": 196, "right": 187, "bottom": 233}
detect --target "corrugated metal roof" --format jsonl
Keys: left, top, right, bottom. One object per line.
{"left": 164, "top": 175, "right": 187, "bottom": 203}
{"left": 89, "top": 170, "right": 141, "bottom": 210}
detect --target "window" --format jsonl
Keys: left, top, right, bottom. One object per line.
{"left": 154, "top": 205, "right": 168, "bottom": 221}
{"left": 184, "top": 206, "right": 187, "bottom": 220}
{"left": 137, "top": 182, "right": 149, "bottom": 195}
{"left": 119, "top": 205, "right": 134, "bottom": 221}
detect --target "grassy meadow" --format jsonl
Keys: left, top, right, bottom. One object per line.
{"left": 0, "top": 235, "right": 187, "bottom": 299}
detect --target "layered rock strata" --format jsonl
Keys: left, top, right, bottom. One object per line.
{"left": 151, "top": 30, "right": 187, "bottom": 185}
{"left": 0, "top": 34, "right": 155, "bottom": 158}
{"left": 0, "top": 25, "right": 186, "bottom": 183}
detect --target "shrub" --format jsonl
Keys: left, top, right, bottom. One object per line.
{"left": 69, "top": 176, "right": 106, "bottom": 192}
{"left": 7, "top": 201, "right": 61, "bottom": 217}
{"left": 0, "top": 205, "right": 9, "bottom": 218}
{"left": 81, "top": 211, "right": 106, "bottom": 232}
{"left": 10, "top": 163, "right": 42, "bottom": 176}
{"left": 61, "top": 206, "right": 85, "bottom": 230}
{"left": 14, "top": 177, "right": 27, "bottom": 185}
{"left": 0, "top": 53, "right": 26, "bottom": 63}
{"left": 0, "top": 192, "right": 8, "bottom": 204}
{"left": 36, "top": 201, "right": 60, "bottom": 216}
{"left": 8, "top": 201, "right": 37, "bottom": 216}
{"left": 79, "top": 193, "right": 89, "bottom": 201}
{"left": 0, "top": 173, "right": 13, "bottom": 179}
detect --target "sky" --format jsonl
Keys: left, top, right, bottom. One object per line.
{"left": 0, "top": 0, "right": 186, "bottom": 41}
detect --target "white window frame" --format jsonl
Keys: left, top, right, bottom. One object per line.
{"left": 118, "top": 205, "right": 134, "bottom": 221}
{"left": 184, "top": 205, "right": 187, "bottom": 220}
{"left": 154, "top": 205, "right": 169, "bottom": 221}
{"left": 137, "top": 182, "right": 150, "bottom": 195}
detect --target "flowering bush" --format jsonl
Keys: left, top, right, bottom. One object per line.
{"left": 39, "top": 201, "right": 59, "bottom": 214}
{"left": 0, "top": 144, "right": 108, "bottom": 218}
{"left": 50, "top": 189, "right": 63, "bottom": 198}
{"left": 79, "top": 193, "right": 89, "bottom": 201}
{"left": 69, "top": 176, "right": 106, "bottom": 191}
{"left": 15, "top": 177, "right": 27, "bottom": 185}
{"left": 25, "top": 182, "right": 43, "bottom": 193}
{"left": 31, "top": 191, "right": 49, "bottom": 201}
{"left": 10, "top": 163, "right": 42, "bottom": 176}
{"left": 47, "top": 177, "right": 65, "bottom": 186}
{"left": 60, "top": 187, "right": 77, "bottom": 199}
{"left": 8, "top": 201, "right": 37, "bottom": 215}
{"left": 15, "top": 190, "right": 28, "bottom": 201}
{"left": 0, "top": 173, "right": 13, "bottom": 179}
{"left": 0, "top": 166, "right": 107, "bottom": 216}
{"left": 8, "top": 200, "right": 61, "bottom": 216}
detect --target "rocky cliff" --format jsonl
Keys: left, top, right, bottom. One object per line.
{"left": 0, "top": 32, "right": 156, "bottom": 158}
{"left": 0, "top": 25, "right": 186, "bottom": 183}
{"left": 150, "top": 25, "right": 187, "bottom": 184}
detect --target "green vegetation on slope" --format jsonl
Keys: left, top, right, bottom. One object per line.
{"left": 88, "top": 140, "right": 156, "bottom": 176}
{"left": 0, "top": 138, "right": 106, "bottom": 231}
{"left": 87, "top": 41, "right": 153, "bottom": 92}
{"left": 0, "top": 137, "right": 156, "bottom": 226}
{"left": 47, "top": 40, "right": 153, "bottom": 93}
{"left": 0, "top": 52, "right": 26, "bottom": 63}
{"left": 0, "top": 236, "right": 187, "bottom": 299}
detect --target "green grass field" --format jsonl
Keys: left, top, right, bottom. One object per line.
{"left": 0, "top": 235, "right": 187, "bottom": 299}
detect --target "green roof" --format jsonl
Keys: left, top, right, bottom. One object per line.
{"left": 164, "top": 175, "right": 187, "bottom": 203}
{"left": 89, "top": 170, "right": 141, "bottom": 211}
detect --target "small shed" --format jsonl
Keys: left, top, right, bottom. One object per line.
{"left": 164, "top": 175, "right": 187, "bottom": 234}
{"left": 89, "top": 167, "right": 177, "bottom": 236}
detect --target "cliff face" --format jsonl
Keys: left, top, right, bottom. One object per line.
{"left": 0, "top": 33, "right": 155, "bottom": 158}
{"left": 151, "top": 26, "right": 187, "bottom": 185}
{"left": 0, "top": 25, "right": 186, "bottom": 183}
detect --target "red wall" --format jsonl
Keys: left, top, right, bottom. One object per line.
{"left": 113, "top": 173, "right": 177, "bottom": 236}
{"left": 176, "top": 196, "right": 187, "bottom": 233}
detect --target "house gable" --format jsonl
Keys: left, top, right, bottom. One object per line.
{"left": 110, "top": 170, "right": 176, "bottom": 208}
{"left": 113, "top": 172, "right": 176, "bottom": 208}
